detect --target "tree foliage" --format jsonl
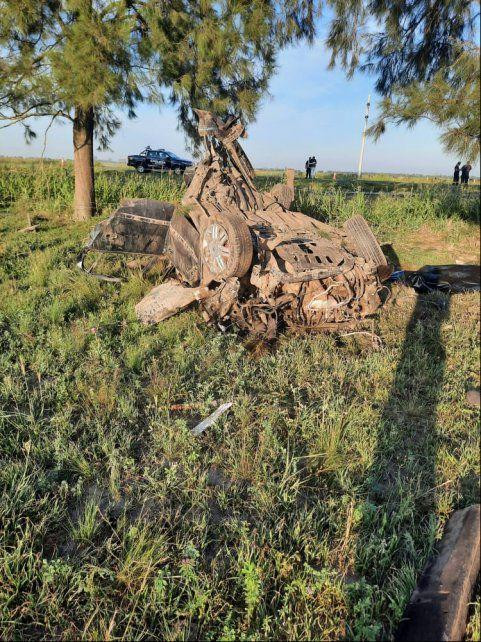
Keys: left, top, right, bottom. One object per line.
{"left": 1, "top": 0, "right": 479, "bottom": 147}
{"left": 0, "top": 0, "right": 143, "bottom": 147}
{"left": 0, "top": 0, "right": 319, "bottom": 149}
{"left": 368, "top": 43, "right": 480, "bottom": 161}
{"left": 326, "top": 0, "right": 479, "bottom": 95}
{"left": 140, "top": 0, "right": 317, "bottom": 143}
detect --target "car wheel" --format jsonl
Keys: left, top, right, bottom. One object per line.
{"left": 200, "top": 211, "right": 253, "bottom": 280}
{"left": 343, "top": 215, "right": 390, "bottom": 278}
{"left": 174, "top": 167, "right": 182, "bottom": 175}
{"left": 137, "top": 165, "right": 146, "bottom": 174}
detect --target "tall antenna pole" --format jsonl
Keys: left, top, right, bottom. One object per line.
{"left": 357, "top": 94, "right": 371, "bottom": 179}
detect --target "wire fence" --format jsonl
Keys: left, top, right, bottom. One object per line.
{"left": 295, "top": 187, "right": 480, "bottom": 199}
{"left": 1, "top": 162, "right": 479, "bottom": 212}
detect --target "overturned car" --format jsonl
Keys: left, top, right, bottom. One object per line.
{"left": 78, "top": 110, "right": 391, "bottom": 338}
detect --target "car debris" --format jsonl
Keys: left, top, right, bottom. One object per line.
{"left": 134, "top": 279, "right": 211, "bottom": 324}
{"left": 19, "top": 224, "right": 39, "bottom": 233}
{"left": 395, "top": 504, "right": 480, "bottom": 642}
{"left": 191, "top": 401, "right": 233, "bottom": 436}
{"left": 389, "top": 264, "right": 480, "bottom": 293}
{"left": 79, "top": 110, "right": 392, "bottom": 337}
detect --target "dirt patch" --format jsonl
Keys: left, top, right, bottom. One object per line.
{"left": 399, "top": 223, "right": 480, "bottom": 269}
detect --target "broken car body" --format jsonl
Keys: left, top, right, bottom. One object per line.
{"left": 79, "top": 110, "right": 391, "bottom": 337}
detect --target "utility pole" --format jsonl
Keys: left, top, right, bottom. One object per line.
{"left": 357, "top": 94, "right": 371, "bottom": 179}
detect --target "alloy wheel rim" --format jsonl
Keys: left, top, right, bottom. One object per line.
{"left": 202, "top": 223, "right": 231, "bottom": 273}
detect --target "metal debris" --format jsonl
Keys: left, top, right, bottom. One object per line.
{"left": 80, "top": 110, "right": 392, "bottom": 337}
{"left": 191, "top": 402, "right": 233, "bottom": 436}
{"left": 135, "top": 279, "right": 211, "bottom": 324}
{"left": 396, "top": 504, "right": 480, "bottom": 642}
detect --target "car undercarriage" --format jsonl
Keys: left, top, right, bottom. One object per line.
{"left": 79, "top": 110, "right": 391, "bottom": 338}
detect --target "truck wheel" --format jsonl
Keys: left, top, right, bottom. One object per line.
{"left": 137, "top": 165, "right": 146, "bottom": 174}
{"left": 174, "top": 167, "right": 182, "bottom": 175}
{"left": 200, "top": 211, "right": 253, "bottom": 279}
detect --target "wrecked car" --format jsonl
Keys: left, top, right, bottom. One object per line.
{"left": 78, "top": 110, "right": 391, "bottom": 338}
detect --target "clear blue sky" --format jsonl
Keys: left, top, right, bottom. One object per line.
{"left": 0, "top": 39, "right": 479, "bottom": 176}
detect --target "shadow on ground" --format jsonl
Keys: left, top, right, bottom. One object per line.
{"left": 354, "top": 290, "right": 451, "bottom": 636}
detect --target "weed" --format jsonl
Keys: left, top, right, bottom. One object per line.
{"left": 0, "top": 164, "right": 479, "bottom": 639}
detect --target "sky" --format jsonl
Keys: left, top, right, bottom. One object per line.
{"left": 0, "top": 39, "right": 479, "bottom": 177}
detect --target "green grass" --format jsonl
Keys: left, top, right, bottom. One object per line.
{"left": 0, "top": 163, "right": 479, "bottom": 639}
{"left": 466, "top": 592, "right": 480, "bottom": 642}
{"left": 0, "top": 161, "right": 184, "bottom": 218}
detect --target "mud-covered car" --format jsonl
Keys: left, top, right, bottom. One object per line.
{"left": 79, "top": 110, "right": 391, "bottom": 337}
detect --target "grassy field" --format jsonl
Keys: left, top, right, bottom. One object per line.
{"left": 0, "top": 162, "right": 479, "bottom": 639}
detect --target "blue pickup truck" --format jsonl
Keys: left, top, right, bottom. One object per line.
{"left": 127, "top": 147, "right": 193, "bottom": 174}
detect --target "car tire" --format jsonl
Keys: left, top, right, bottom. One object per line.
{"left": 343, "top": 215, "right": 390, "bottom": 277}
{"left": 200, "top": 211, "right": 253, "bottom": 280}
{"left": 137, "top": 165, "right": 146, "bottom": 174}
{"left": 174, "top": 167, "right": 182, "bottom": 175}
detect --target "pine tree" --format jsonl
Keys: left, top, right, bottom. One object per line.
{"left": 0, "top": 0, "right": 146, "bottom": 219}
{"left": 326, "top": 0, "right": 479, "bottom": 94}
{"left": 0, "top": 1, "right": 315, "bottom": 218}
{"left": 368, "top": 43, "right": 480, "bottom": 161}
{"left": 1, "top": 0, "right": 478, "bottom": 218}
{"left": 139, "top": 0, "right": 319, "bottom": 143}
{"left": 140, "top": 1, "right": 275, "bottom": 144}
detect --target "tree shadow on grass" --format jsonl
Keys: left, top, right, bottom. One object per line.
{"left": 353, "top": 290, "right": 451, "bottom": 639}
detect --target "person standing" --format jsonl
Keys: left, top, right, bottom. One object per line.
{"left": 461, "top": 163, "right": 472, "bottom": 184}
{"left": 309, "top": 155, "right": 317, "bottom": 178}
{"left": 305, "top": 158, "right": 311, "bottom": 179}
{"left": 453, "top": 162, "right": 461, "bottom": 184}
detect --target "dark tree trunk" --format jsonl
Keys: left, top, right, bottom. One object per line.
{"left": 73, "top": 106, "right": 95, "bottom": 220}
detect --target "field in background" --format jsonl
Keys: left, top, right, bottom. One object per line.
{"left": 1, "top": 157, "right": 479, "bottom": 220}
{"left": 0, "top": 160, "right": 479, "bottom": 639}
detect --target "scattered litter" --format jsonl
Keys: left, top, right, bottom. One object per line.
{"left": 191, "top": 402, "right": 233, "bottom": 436}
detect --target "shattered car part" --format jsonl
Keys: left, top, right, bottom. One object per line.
{"left": 77, "top": 199, "right": 174, "bottom": 281}
{"left": 80, "top": 110, "right": 391, "bottom": 337}
{"left": 389, "top": 264, "right": 480, "bottom": 293}
{"left": 191, "top": 402, "right": 233, "bottom": 436}
{"left": 135, "top": 279, "right": 211, "bottom": 324}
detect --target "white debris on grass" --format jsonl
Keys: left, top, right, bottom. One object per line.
{"left": 191, "top": 402, "right": 233, "bottom": 436}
